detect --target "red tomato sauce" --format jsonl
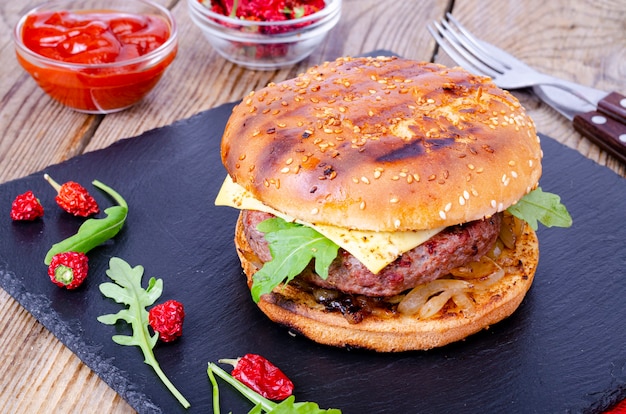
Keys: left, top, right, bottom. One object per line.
{"left": 17, "top": 10, "right": 176, "bottom": 112}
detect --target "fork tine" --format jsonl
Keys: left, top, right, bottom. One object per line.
{"left": 428, "top": 21, "right": 498, "bottom": 79}
{"left": 443, "top": 13, "right": 510, "bottom": 73}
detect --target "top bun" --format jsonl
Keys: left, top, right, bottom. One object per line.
{"left": 221, "top": 56, "right": 542, "bottom": 231}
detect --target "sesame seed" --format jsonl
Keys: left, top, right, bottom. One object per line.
{"left": 278, "top": 122, "right": 287, "bottom": 128}
{"left": 360, "top": 201, "right": 366, "bottom": 210}
{"left": 394, "top": 219, "right": 401, "bottom": 229}
{"left": 361, "top": 176, "right": 370, "bottom": 184}
{"left": 390, "top": 197, "right": 398, "bottom": 203}
{"left": 439, "top": 211, "right": 447, "bottom": 220}
{"left": 280, "top": 167, "right": 290, "bottom": 173}
{"left": 444, "top": 202, "right": 452, "bottom": 212}
{"left": 459, "top": 196, "right": 466, "bottom": 206}
{"left": 311, "top": 208, "right": 319, "bottom": 215}
{"left": 490, "top": 199, "right": 497, "bottom": 208}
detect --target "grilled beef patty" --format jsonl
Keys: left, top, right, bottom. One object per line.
{"left": 242, "top": 210, "right": 502, "bottom": 297}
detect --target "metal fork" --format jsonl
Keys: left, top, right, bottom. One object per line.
{"left": 427, "top": 13, "right": 607, "bottom": 106}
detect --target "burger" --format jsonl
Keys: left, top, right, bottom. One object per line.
{"left": 215, "top": 56, "right": 571, "bottom": 352}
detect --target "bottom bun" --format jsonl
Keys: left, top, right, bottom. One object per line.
{"left": 234, "top": 212, "right": 539, "bottom": 352}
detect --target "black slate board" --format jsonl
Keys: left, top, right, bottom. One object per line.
{"left": 1, "top": 101, "right": 626, "bottom": 414}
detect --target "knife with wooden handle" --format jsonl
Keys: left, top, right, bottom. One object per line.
{"left": 533, "top": 86, "right": 626, "bottom": 164}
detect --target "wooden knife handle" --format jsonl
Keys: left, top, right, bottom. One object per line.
{"left": 597, "top": 92, "right": 626, "bottom": 124}
{"left": 573, "top": 110, "right": 626, "bottom": 164}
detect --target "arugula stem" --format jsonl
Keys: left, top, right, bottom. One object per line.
{"left": 208, "top": 363, "right": 276, "bottom": 412}
{"left": 145, "top": 348, "right": 191, "bottom": 409}
{"left": 135, "top": 294, "right": 190, "bottom": 408}
{"left": 207, "top": 364, "right": 221, "bottom": 414}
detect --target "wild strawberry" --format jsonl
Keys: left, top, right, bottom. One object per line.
{"left": 149, "top": 300, "right": 185, "bottom": 342}
{"left": 44, "top": 174, "right": 99, "bottom": 217}
{"left": 48, "top": 251, "right": 89, "bottom": 289}
{"left": 10, "top": 190, "right": 44, "bottom": 221}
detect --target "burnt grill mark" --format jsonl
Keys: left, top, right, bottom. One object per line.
{"left": 376, "top": 137, "right": 456, "bottom": 162}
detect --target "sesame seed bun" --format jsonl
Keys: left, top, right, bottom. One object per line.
{"left": 221, "top": 56, "right": 542, "bottom": 231}
{"left": 234, "top": 212, "right": 539, "bottom": 352}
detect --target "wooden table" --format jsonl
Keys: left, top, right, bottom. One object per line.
{"left": 1, "top": 1, "right": 624, "bottom": 412}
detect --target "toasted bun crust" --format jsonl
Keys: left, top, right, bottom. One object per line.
{"left": 235, "top": 212, "right": 539, "bottom": 352}
{"left": 222, "top": 56, "right": 542, "bottom": 231}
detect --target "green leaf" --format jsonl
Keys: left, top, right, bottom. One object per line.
{"left": 251, "top": 218, "right": 339, "bottom": 302}
{"left": 507, "top": 187, "right": 573, "bottom": 230}
{"left": 98, "top": 257, "right": 190, "bottom": 409}
{"left": 44, "top": 180, "right": 128, "bottom": 265}
{"left": 112, "top": 335, "right": 137, "bottom": 346}
{"left": 268, "top": 397, "right": 342, "bottom": 414}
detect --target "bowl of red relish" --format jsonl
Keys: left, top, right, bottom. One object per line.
{"left": 13, "top": 0, "right": 178, "bottom": 114}
{"left": 187, "top": 0, "right": 341, "bottom": 70}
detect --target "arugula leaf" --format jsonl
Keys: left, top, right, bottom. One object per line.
{"left": 97, "top": 257, "right": 190, "bottom": 409}
{"left": 507, "top": 187, "right": 573, "bottom": 230}
{"left": 44, "top": 180, "right": 128, "bottom": 265}
{"left": 207, "top": 362, "right": 341, "bottom": 414}
{"left": 251, "top": 218, "right": 339, "bottom": 302}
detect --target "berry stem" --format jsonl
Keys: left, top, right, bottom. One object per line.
{"left": 43, "top": 173, "right": 62, "bottom": 192}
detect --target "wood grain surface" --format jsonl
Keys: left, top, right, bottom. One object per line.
{"left": 0, "top": 0, "right": 624, "bottom": 412}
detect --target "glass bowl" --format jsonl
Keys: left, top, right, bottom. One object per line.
{"left": 13, "top": 0, "right": 178, "bottom": 114}
{"left": 187, "top": 0, "right": 341, "bottom": 70}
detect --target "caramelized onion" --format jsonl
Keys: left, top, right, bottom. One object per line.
{"left": 398, "top": 256, "right": 506, "bottom": 318}
{"left": 419, "top": 290, "right": 454, "bottom": 318}
{"left": 397, "top": 279, "right": 471, "bottom": 316}
{"left": 452, "top": 292, "right": 475, "bottom": 315}
{"left": 449, "top": 255, "right": 501, "bottom": 279}
{"left": 499, "top": 212, "right": 525, "bottom": 249}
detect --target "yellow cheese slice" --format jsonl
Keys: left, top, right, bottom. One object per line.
{"left": 215, "top": 176, "right": 444, "bottom": 274}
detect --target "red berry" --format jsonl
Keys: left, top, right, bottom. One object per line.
{"left": 10, "top": 191, "right": 44, "bottom": 221}
{"left": 44, "top": 174, "right": 99, "bottom": 217}
{"left": 149, "top": 300, "right": 185, "bottom": 342}
{"left": 48, "top": 252, "right": 89, "bottom": 289}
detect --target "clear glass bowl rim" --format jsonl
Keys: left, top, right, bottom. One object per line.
{"left": 188, "top": 0, "right": 341, "bottom": 29}
{"left": 13, "top": 0, "right": 178, "bottom": 70}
